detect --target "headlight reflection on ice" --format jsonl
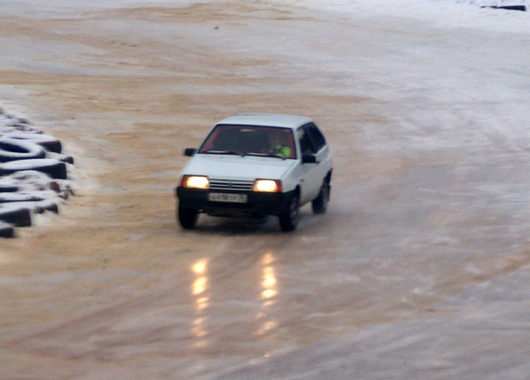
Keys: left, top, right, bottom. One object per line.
{"left": 257, "top": 251, "right": 279, "bottom": 337}
{"left": 191, "top": 258, "right": 210, "bottom": 346}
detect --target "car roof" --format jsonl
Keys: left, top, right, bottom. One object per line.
{"left": 216, "top": 113, "right": 313, "bottom": 130}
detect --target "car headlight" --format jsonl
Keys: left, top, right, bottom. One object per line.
{"left": 253, "top": 179, "right": 282, "bottom": 193}
{"left": 181, "top": 175, "right": 209, "bottom": 189}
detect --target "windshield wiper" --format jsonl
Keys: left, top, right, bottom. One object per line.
{"left": 202, "top": 149, "right": 246, "bottom": 157}
{"left": 245, "top": 152, "right": 287, "bottom": 160}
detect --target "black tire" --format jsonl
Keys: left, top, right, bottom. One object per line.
{"left": 0, "top": 192, "right": 47, "bottom": 203}
{"left": 0, "top": 138, "right": 45, "bottom": 163}
{"left": 0, "top": 222, "right": 15, "bottom": 238}
{"left": 312, "top": 180, "right": 330, "bottom": 214}
{"left": 178, "top": 203, "right": 198, "bottom": 229}
{"left": 0, "top": 204, "right": 32, "bottom": 227}
{"left": 0, "top": 183, "right": 18, "bottom": 193}
{"left": 4, "top": 133, "right": 62, "bottom": 153}
{"left": 0, "top": 159, "right": 67, "bottom": 179}
{"left": 47, "top": 151, "right": 74, "bottom": 164}
{"left": 279, "top": 193, "right": 300, "bottom": 232}
{"left": 12, "top": 200, "right": 60, "bottom": 214}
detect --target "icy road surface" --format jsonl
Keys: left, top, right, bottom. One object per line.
{"left": 1, "top": 0, "right": 529, "bottom": 378}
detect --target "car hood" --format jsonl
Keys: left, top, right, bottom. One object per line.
{"left": 182, "top": 154, "right": 296, "bottom": 180}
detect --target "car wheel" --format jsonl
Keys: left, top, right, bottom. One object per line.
{"left": 178, "top": 203, "right": 199, "bottom": 230}
{"left": 312, "top": 180, "right": 330, "bottom": 214}
{"left": 279, "top": 193, "right": 300, "bottom": 232}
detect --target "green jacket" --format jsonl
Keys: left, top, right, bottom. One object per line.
{"left": 269, "top": 144, "right": 292, "bottom": 158}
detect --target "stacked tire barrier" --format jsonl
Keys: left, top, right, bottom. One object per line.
{"left": 0, "top": 107, "right": 74, "bottom": 238}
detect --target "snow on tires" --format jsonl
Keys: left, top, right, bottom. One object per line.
{"left": 0, "top": 158, "right": 68, "bottom": 179}
{"left": 0, "top": 107, "right": 75, "bottom": 237}
{"left": 0, "top": 137, "right": 46, "bottom": 162}
{"left": 3, "top": 132, "right": 63, "bottom": 153}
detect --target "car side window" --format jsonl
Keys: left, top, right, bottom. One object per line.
{"left": 304, "top": 123, "right": 326, "bottom": 152}
{"left": 297, "top": 127, "right": 316, "bottom": 156}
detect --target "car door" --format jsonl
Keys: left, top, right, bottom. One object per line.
{"left": 305, "top": 122, "right": 331, "bottom": 180}
{"left": 293, "top": 125, "right": 321, "bottom": 203}
{"left": 304, "top": 122, "right": 331, "bottom": 196}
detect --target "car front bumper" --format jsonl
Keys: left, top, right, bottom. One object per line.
{"left": 176, "top": 187, "right": 294, "bottom": 216}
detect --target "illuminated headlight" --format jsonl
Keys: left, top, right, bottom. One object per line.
{"left": 181, "top": 175, "right": 209, "bottom": 189}
{"left": 253, "top": 179, "right": 282, "bottom": 193}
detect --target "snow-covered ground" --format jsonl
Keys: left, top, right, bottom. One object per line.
{"left": 0, "top": 0, "right": 528, "bottom": 378}
{"left": 273, "top": 0, "right": 529, "bottom": 33}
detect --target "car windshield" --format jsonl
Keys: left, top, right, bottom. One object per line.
{"left": 198, "top": 125, "right": 296, "bottom": 159}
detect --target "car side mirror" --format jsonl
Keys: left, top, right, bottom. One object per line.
{"left": 302, "top": 154, "right": 317, "bottom": 164}
{"left": 183, "top": 148, "right": 197, "bottom": 157}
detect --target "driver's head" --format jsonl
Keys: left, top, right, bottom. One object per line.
{"left": 270, "top": 130, "right": 289, "bottom": 145}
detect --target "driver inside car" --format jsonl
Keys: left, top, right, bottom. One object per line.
{"left": 267, "top": 131, "right": 293, "bottom": 159}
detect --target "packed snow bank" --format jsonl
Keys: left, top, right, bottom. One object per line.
{"left": 272, "top": 0, "right": 528, "bottom": 33}
{"left": 441, "top": 0, "right": 526, "bottom": 7}
{"left": 452, "top": 0, "right": 526, "bottom": 9}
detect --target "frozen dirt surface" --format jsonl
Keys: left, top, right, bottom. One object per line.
{"left": 0, "top": 1, "right": 529, "bottom": 379}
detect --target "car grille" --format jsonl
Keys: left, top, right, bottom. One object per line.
{"left": 209, "top": 178, "right": 254, "bottom": 192}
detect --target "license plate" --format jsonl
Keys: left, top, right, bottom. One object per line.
{"left": 208, "top": 192, "right": 247, "bottom": 203}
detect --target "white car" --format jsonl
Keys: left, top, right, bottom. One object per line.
{"left": 175, "top": 113, "right": 332, "bottom": 231}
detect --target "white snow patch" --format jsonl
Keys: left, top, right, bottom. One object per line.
{"left": 272, "top": 0, "right": 529, "bottom": 34}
